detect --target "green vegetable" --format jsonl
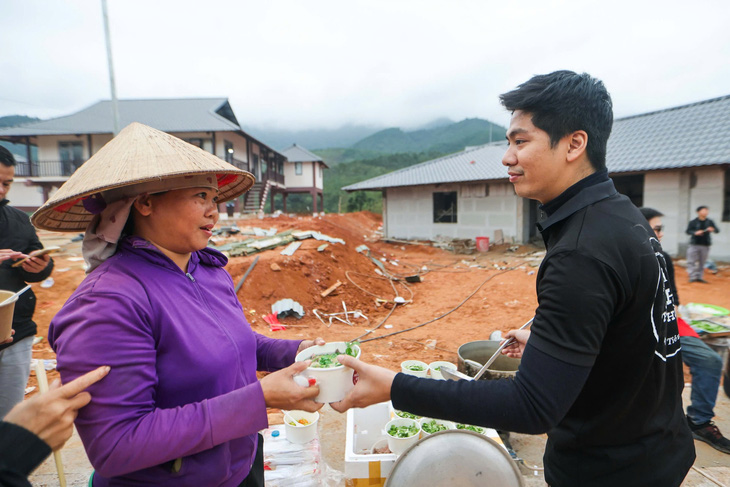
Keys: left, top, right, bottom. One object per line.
{"left": 456, "top": 424, "right": 484, "bottom": 434}
{"left": 433, "top": 366, "right": 441, "bottom": 371}
{"left": 388, "top": 424, "right": 419, "bottom": 438}
{"left": 406, "top": 364, "right": 425, "bottom": 371}
{"left": 421, "top": 420, "right": 449, "bottom": 434}
{"left": 692, "top": 321, "right": 730, "bottom": 333}
{"left": 395, "top": 410, "right": 421, "bottom": 420}
{"left": 309, "top": 342, "right": 359, "bottom": 368}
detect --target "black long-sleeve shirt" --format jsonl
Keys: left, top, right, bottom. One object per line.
{"left": 0, "top": 199, "right": 54, "bottom": 351}
{"left": 686, "top": 217, "right": 718, "bottom": 246}
{"left": 0, "top": 421, "right": 51, "bottom": 487}
{"left": 391, "top": 175, "right": 694, "bottom": 487}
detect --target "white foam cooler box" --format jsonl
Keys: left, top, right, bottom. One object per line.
{"left": 345, "top": 401, "right": 505, "bottom": 486}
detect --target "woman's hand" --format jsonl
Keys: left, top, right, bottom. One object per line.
{"left": 296, "top": 337, "right": 325, "bottom": 355}
{"left": 3, "top": 366, "right": 110, "bottom": 451}
{"left": 501, "top": 329, "right": 531, "bottom": 359}
{"left": 260, "top": 361, "right": 323, "bottom": 413}
{"left": 0, "top": 329, "right": 14, "bottom": 345}
{"left": 329, "top": 356, "right": 396, "bottom": 413}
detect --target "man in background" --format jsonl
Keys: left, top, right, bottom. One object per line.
{"left": 641, "top": 207, "right": 730, "bottom": 454}
{"left": 686, "top": 205, "right": 719, "bottom": 283}
{"left": 0, "top": 146, "right": 54, "bottom": 418}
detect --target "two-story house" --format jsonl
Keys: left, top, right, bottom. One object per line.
{"left": 0, "top": 98, "right": 288, "bottom": 214}
{"left": 278, "top": 144, "right": 328, "bottom": 213}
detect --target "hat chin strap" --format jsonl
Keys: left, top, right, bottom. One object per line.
{"left": 82, "top": 196, "right": 138, "bottom": 273}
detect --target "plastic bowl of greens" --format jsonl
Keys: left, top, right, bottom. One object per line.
{"left": 401, "top": 360, "right": 429, "bottom": 377}
{"left": 419, "top": 418, "right": 455, "bottom": 436}
{"left": 295, "top": 341, "right": 361, "bottom": 403}
{"left": 385, "top": 418, "right": 421, "bottom": 455}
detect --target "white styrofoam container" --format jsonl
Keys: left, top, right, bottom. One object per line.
{"left": 345, "top": 401, "right": 507, "bottom": 486}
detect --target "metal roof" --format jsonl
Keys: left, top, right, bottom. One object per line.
{"left": 343, "top": 143, "right": 507, "bottom": 191}
{"left": 0, "top": 98, "right": 241, "bottom": 136}
{"left": 281, "top": 143, "right": 328, "bottom": 167}
{"left": 607, "top": 94, "right": 730, "bottom": 172}
{"left": 344, "top": 94, "right": 730, "bottom": 191}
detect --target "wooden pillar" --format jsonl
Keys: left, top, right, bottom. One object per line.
{"left": 312, "top": 189, "right": 318, "bottom": 213}
{"left": 283, "top": 193, "right": 287, "bottom": 213}
{"left": 26, "top": 137, "right": 33, "bottom": 177}
{"left": 270, "top": 188, "right": 276, "bottom": 213}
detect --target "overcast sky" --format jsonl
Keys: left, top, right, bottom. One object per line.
{"left": 1, "top": 0, "right": 728, "bottom": 131}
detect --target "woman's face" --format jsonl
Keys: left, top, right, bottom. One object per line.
{"left": 135, "top": 187, "right": 219, "bottom": 257}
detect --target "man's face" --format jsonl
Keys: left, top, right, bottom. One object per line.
{"left": 648, "top": 216, "right": 664, "bottom": 242}
{"left": 698, "top": 208, "right": 709, "bottom": 219}
{"left": 502, "top": 110, "right": 568, "bottom": 204}
{"left": 0, "top": 164, "right": 14, "bottom": 200}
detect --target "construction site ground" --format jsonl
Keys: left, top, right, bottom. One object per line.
{"left": 24, "top": 211, "right": 730, "bottom": 486}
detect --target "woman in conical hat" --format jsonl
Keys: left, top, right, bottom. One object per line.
{"left": 39, "top": 123, "right": 323, "bottom": 487}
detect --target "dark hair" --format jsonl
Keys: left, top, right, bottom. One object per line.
{"left": 639, "top": 207, "right": 664, "bottom": 221}
{"left": 0, "top": 146, "right": 16, "bottom": 167}
{"left": 696, "top": 205, "right": 708, "bottom": 212}
{"left": 499, "top": 70, "right": 613, "bottom": 171}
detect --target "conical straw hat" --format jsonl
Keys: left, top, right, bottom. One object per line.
{"left": 31, "top": 122, "right": 255, "bottom": 231}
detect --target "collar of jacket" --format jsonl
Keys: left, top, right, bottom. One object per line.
{"left": 120, "top": 235, "right": 229, "bottom": 273}
{"left": 0, "top": 199, "right": 8, "bottom": 209}
{"left": 536, "top": 178, "right": 618, "bottom": 234}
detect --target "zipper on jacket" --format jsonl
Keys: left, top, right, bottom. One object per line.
{"left": 186, "top": 272, "right": 196, "bottom": 282}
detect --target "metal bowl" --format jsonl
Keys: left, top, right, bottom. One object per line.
{"left": 458, "top": 340, "right": 521, "bottom": 380}
{"left": 384, "top": 430, "right": 524, "bottom": 487}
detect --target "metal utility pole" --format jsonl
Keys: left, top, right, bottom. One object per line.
{"left": 102, "top": 0, "right": 120, "bottom": 135}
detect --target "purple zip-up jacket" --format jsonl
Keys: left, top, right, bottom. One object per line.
{"left": 49, "top": 236, "right": 300, "bottom": 486}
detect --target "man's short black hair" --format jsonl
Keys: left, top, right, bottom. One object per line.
{"left": 499, "top": 70, "right": 613, "bottom": 171}
{"left": 639, "top": 207, "right": 664, "bottom": 221}
{"left": 0, "top": 146, "right": 16, "bottom": 167}
{"left": 696, "top": 205, "right": 708, "bottom": 212}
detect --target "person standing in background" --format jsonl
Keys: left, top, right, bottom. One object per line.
{"left": 686, "top": 205, "right": 719, "bottom": 283}
{"left": 641, "top": 207, "right": 730, "bottom": 454}
{"left": 0, "top": 146, "right": 54, "bottom": 419}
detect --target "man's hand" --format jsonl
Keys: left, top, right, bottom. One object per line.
{"left": 695, "top": 229, "right": 705, "bottom": 236}
{"left": 0, "top": 329, "right": 15, "bottom": 345}
{"left": 0, "top": 249, "right": 25, "bottom": 263}
{"left": 329, "top": 355, "right": 396, "bottom": 413}
{"left": 3, "top": 366, "right": 110, "bottom": 451}
{"left": 296, "top": 337, "right": 325, "bottom": 355}
{"left": 260, "top": 361, "right": 323, "bottom": 412}
{"left": 707, "top": 226, "right": 716, "bottom": 233}
{"left": 501, "top": 329, "right": 531, "bottom": 359}
{"left": 22, "top": 253, "right": 51, "bottom": 274}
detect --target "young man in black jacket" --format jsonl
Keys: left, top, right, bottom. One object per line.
{"left": 0, "top": 146, "right": 54, "bottom": 419}
{"left": 685, "top": 205, "right": 719, "bottom": 283}
{"left": 331, "top": 71, "right": 695, "bottom": 487}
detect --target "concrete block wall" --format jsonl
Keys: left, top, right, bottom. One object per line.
{"left": 384, "top": 182, "right": 520, "bottom": 242}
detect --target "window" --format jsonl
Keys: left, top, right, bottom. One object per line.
{"left": 186, "top": 138, "right": 213, "bottom": 153}
{"left": 295, "top": 162, "right": 303, "bottom": 175}
{"left": 460, "top": 184, "right": 489, "bottom": 198}
{"left": 224, "top": 141, "right": 234, "bottom": 163}
{"left": 722, "top": 167, "right": 730, "bottom": 222}
{"left": 433, "top": 192, "right": 457, "bottom": 223}
{"left": 59, "top": 141, "right": 84, "bottom": 175}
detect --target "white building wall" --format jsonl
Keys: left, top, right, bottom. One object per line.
{"left": 643, "top": 167, "right": 729, "bottom": 260}
{"left": 215, "top": 131, "right": 248, "bottom": 163}
{"left": 384, "top": 182, "right": 520, "bottom": 242}
{"left": 8, "top": 183, "right": 45, "bottom": 209}
{"left": 284, "top": 161, "right": 315, "bottom": 188}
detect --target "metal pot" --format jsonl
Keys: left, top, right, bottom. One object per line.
{"left": 458, "top": 340, "right": 521, "bottom": 381}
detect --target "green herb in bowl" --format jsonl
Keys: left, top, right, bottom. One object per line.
{"left": 395, "top": 410, "right": 422, "bottom": 420}
{"left": 456, "top": 424, "right": 485, "bottom": 434}
{"left": 421, "top": 420, "right": 449, "bottom": 434}
{"left": 406, "top": 364, "right": 425, "bottom": 371}
{"left": 388, "top": 424, "right": 419, "bottom": 438}
{"left": 309, "top": 342, "right": 360, "bottom": 368}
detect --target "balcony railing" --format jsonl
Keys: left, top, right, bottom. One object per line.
{"left": 17, "top": 157, "right": 287, "bottom": 185}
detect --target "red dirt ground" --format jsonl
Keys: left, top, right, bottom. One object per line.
{"left": 27, "top": 211, "right": 730, "bottom": 393}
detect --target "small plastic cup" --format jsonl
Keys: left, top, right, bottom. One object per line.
{"left": 0, "top": 290, "right": 19, "bottom": 342}
{"left": 428, "top": 361, "right": 456, "bottom": 380}
{"left": 295, "top": 342, "right": 361, "bottom": 403}
{"left": 418, "top": 417, "right": 455, "bottom": 436}
{"left": 283, "top": 410, "right": 319, "bottom": 444}
{"left": 401, "top": 360, "right": 428, "bottom": 377}
{"left": 385, "top": 418, "right": 420, "bottom": 455}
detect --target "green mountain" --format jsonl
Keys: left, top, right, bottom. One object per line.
{"left": 351, "top": 118, "right": 506, "bottom": 154}
{"left": 0, "top": 115, "right": 40, "bottom": 128}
